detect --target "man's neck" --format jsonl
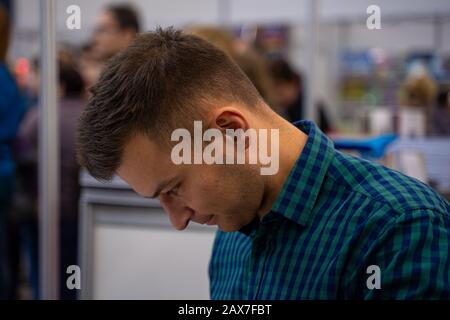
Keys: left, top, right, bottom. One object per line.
{"left": 256, "top": 117, "right": 308, "bottom": 220}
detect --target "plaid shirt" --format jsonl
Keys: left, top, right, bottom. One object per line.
{"left": 209, "top": 121, "right": 450, "bottom": 300}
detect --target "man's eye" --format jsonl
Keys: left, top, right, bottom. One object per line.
{"left": 167, "top": 186, "right": 180, "bottom": 196}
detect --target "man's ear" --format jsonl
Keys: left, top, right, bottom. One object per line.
{"left": 208, "top": 106, "right": 253, "bottom": 150}
{"left": 211, "top": 107, "right": 250, "bottom": 133}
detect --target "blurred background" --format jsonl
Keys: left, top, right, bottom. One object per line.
{"left": 0, "top": 0, "right": 449, "bottom": 300}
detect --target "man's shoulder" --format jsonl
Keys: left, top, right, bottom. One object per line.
{"left": 327, "top": 150, "right": 450, "bottom": 216}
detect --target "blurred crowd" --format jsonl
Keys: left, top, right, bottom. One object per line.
{"left": 1, "top": 2, "right": 449, "bottom": 300}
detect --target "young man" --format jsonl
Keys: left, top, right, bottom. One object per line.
{"left": 77, "top": 28, "right": 450, "bottom": 299}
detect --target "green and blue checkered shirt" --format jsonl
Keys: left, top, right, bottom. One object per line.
{"left": 209, "top": 121, "right": 450, "bottom": 299}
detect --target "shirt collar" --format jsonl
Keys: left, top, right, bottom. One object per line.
{"left": 270, "top": 120, "right": 335, "bottom": 226}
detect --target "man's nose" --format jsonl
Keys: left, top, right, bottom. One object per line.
{"left": 159, "top": 194, "right": 194, "bottom": 230}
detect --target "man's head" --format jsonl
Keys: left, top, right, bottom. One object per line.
{"left": 77, "top": 28, "right": 279, "bottom": 232}
{"left": 93, "top": 4, "right": 140, "bottom": 60}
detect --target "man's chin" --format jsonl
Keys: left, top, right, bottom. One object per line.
{"left": 216, "top": 221, "right": 246, "bottom": 233}
{"left": 217, "top": 225, "right": 238, "bottom": 232}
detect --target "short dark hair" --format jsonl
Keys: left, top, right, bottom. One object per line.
{"left": 107, "top": 4, "right": 140, "bottom": 33}
{"left": 77, "top": 27, "right": 263, "bottom": 181}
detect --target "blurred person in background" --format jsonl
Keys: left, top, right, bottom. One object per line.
{"left": 12, "top": 51, "right": 86, "bottom": 299}
{"left": 189, "top": 26, "right": 275, "bottom": 108}
{"left": 234, "top": 50, "right": 275, "bottom": 108}
{"left": 0, "top": 3, "right": 27, "bottom": 299}
{"left": 269, "top": 58, "right": 333, "bottom": 133}
{"left": 430, "top": 88, "right": 450, "bottom": 136}
{"left": 92, "top": 4, "right": 140, "bottom": 62}
{"left": 398, "top": 62, "right": 438, "bottom": 135}
{"left": 8, "top": 55, "right": 40, "bottom": 300}
{"left": 79, "top": 4, "right": 140, "bottom": 96}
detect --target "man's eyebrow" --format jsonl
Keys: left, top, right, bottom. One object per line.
{"left": 145, "top": 177, "right": 176, "bottom": 199}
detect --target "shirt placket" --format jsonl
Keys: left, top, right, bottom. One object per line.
{"left": 247, "top": 218, "right": 280, "bottom": 299}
